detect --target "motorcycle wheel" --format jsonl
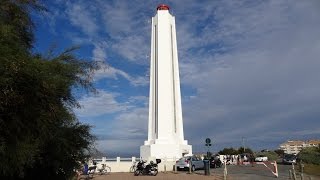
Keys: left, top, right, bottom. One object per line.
{"left": 153, "top": 169, "right": 158, "bottom": 176}
{"left": 134, "top": 169, "right": 140, "bottom": 176}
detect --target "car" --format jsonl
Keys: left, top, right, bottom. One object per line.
{"left": 255, "top": 155, "right": 268, "bottom": 162}
{"left": 175, "top": 156, "right": 204, "bottom": 171}
{"left": 283, "top": 154, "right": 297, "bottom": 164}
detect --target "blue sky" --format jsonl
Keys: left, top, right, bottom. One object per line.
{"left": 33, "top": 0, "right": 320, "bottom": 157}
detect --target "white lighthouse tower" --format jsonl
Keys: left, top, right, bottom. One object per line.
{"left": 140, "top": 4, "right": 192, "bottom": 160}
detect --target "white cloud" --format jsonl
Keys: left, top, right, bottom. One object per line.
{"left": 75, "top": 90, "right": 130, "bottom": 117}
{"left": 65, "top": 1, "right": 99, "bottom": 36}
{"left": 111, "top": 35, "right": 149, "bottom": 63}
{"left": 95, "top": 107, "right": 148, "bottom": 154}
{"left": 94, "top": 64, "right": 149, "bottom": 86}
{"left": 92, "top": 42, "right": 108, "bottom": 62}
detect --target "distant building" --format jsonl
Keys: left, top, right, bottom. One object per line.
{"left": 279, "top": 140, "right": 320, "bottom": 154}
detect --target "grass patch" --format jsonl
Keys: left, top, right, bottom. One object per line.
{"left": 295, "top": 164, "right": 320, "bottom": 176}
{"left": 304, "top": 164, "right": 320, "bottom": 176}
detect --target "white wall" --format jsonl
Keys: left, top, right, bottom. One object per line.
{"left": 91, "top": 157, "right": 178, "bottom": 173}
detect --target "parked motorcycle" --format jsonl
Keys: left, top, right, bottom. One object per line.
{"left": 210, "top": 157, "right": 222, "bottom": 168}
{"left": 134, "top": 159, "right": 161, "bottom": 176}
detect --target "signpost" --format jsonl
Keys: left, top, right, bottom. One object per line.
{"left": 205, "top": 138, "right": 212, "bottom": 159}
{"left": 204, "top": 138, "right": 212, "bottom": 176}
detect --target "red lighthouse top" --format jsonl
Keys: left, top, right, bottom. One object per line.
{"left": 157, "top": 4, "right": 170, "bottom": 11}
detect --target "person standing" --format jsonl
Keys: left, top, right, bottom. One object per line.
{"left": 250, "top": 154, "right": 255, "bottom": 167}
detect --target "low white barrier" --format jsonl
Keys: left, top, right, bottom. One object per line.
{"left": 90, "top": 157, "right": 178, "bottom": 173}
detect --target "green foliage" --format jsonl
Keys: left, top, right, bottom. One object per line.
{"left": 218, "top": 147, "right": 239, "bottom": 155}
{"left": 297, "top": 147, "right": 320, "bottom": 165}
{"left": 0, "top": 0, "right": 45, "bottom": 50}
{"left": 218, "top": 147, "right": 254, "bottom": 155}
{"left": 238, "top": 147, "right": 253, "bottom": 154}
{"left": 0, "top": 1, "right": 99, "bottom": 179}
{"left": 274, "top": 149, "right": 285, "bottom": 157}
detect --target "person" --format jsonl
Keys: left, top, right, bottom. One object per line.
{"left": 250, "top": 154, "right": 255, "bottom": 167}
{"left": 237, "top": 155, "right": 240, "bottom": 165}
{"left": 83, "top": 163, "right": 89, "bottom": 174}
{"left": 76, "top": 162, "right": 89, "bottom": 180}
{"left": 243, "top": 155, "right": 248, "bottom": 162}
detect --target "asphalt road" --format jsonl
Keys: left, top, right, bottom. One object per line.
{"left": 191, "top": 163, "right": 319, "bottom": 180}
{"left": 87, "top": 163, "right": 319, "bottom": 180}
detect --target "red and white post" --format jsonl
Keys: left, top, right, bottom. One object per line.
{"left": 271, "top": 161, "right": 278, "bottom": 178}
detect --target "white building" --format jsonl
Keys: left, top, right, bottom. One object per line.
{"left": 140, "top": 4, "right": 192, "bottom": 160}
{"left": 279, "top": 140, "right": 320, "bottom": 154}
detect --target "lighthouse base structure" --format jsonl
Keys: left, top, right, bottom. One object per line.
{"left": 140, "top": 143, "right": 192, "bottom": 161}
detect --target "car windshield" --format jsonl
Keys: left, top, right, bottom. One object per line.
{"left": 179, "top": 157, "right": 191, "bottom": 161}
{"left": 284, "top": 154, "right": 296, "bottom": 159}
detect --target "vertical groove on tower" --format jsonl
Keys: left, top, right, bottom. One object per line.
{"left": 154, "top": 24, "right": 158, "bottom": 137}
{"left": 170, "top": 24, "right": 177, "bottom": 133}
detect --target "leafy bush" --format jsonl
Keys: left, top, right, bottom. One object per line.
{"left": 297, "top": 147, "right": 320, "bottom": 165}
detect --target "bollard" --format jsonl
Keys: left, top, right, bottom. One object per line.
{"left": 174, "top": 165, "right": 177, "bottom": 173}
{"left": 289, "top": 169, "right": 292, "bottom": 179}
{"left": 300, "top": 163, "right": 304, "bottom": 180}
{"left": 188, "top": 160, "right": 192, "bottom": 174}
{"left": 292, "top": 163, "right": 297, "bottom": 180}
{"left": 223, "top": 160, "right": 227, "bottom": 180}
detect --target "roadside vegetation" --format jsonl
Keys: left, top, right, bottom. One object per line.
{"left": 297, "top": 147, "right": 320, "bottom": 165}
{"left": 297, "top": 147, "right": 320, "bottom": 176}
{"left": 0, "top": 1, "right": 99, "bottom": 179}
{"left": 218, "top": 147, "right": 253, "bottom": 155}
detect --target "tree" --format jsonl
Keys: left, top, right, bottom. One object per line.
{"left": 238, "top": 147, "right": 253, "bottom": 154}
{"left": 0, "top": 1, "right": 99, "bottom": 179}
{"left": 297, "top": 147, "right": 320, "bottom": 165}
{"left": 274, "top": 149, "right": 285, "bottom": 157}
{"left": 218, "top": 147, "right": 239, "bottom": 155}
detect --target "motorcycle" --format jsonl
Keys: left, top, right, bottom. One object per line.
{"left": 210, "top": 157, "right": 222, "bottom": 168}
{"left": 134, "top": 159, "right": 161, "bottom": 176}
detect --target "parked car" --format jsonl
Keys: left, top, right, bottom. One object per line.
{"left": 283, "top": 154, "right": 297, "bottom": 164}
{"left": 255, "top": 155, "right": 268, "bottom": 162}
{"left": 175, "top": 156, "right": 204, "bottom": 171}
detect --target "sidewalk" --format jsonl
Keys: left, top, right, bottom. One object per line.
{"left": 92, "top": 172, "right": 223, "bottom": 180}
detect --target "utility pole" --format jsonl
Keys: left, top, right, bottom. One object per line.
{"left": 242, "top": 137, "right": 246, "bottom": 153}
